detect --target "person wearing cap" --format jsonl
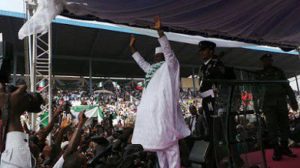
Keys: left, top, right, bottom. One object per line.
{"left": 257, "top": 54, "right": 298, "bottom": 161}
{"left": 198, "top": 41, "right": 225, "bottom": 133}
{"left": 198, "top": 40, "right": 225, "bottom": 167}
{"left": 129, "top": 16, "right": 190, "bottom": 168}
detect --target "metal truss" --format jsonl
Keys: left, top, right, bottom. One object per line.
{"left": 25, "top": 0, "right": 53, "bottom": 134}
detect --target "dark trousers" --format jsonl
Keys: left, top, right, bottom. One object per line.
{"left": 202, "top": 97, "right": 217, "bottom": 168}
{"left": 202, "top": 97, "right": 215, "bottom": 141}
{"left": 264, "top": 104, "right": 290, "bottom": 145}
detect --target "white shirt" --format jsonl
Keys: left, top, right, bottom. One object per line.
{"left": 204, "top": 58, "right": 212, "bottom": 65}
{"left": 53, "top": 156, "right": 64, "bottom": 168}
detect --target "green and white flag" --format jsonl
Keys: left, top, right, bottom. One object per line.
{"left": 71, "top": 105, "right": 104, "bottom": 123}
{"left": 85, "top": 106, "right": 104, "bottom": 123}
{"left": 40, "top": 111, "right": 49, "bottom": 127}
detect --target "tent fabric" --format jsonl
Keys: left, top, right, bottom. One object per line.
{"left": 63, "top": 0, "right": 300, "bottom": 48}
{"left": 1, "top": 16, "right": 300, "bottom": 77}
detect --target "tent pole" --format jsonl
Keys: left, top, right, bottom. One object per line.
{"left": 192, "top": 68, "right": 196, "bottom": 98}
{"left": 131, "top": 78, "right": 134, "bottom": 103}
{"left": 47, "top": 25, "right": 53, "bottom": 144}
{"left": 240, "top": 70, "right": 245, "bottom": 91}
{"left": 30, "top": 28, "right": 37, "bottom": 131}
{"left": 295, "top": 74, "right": 300, "bottom": 95}
{"left": 13, "top": 52, "right": 17, "bottom": 85}
{"left": 240, "top": 70, "right": 244, "bottom": 80}
{"left": 89, "top": 59, "right": 93, "bottom": 95}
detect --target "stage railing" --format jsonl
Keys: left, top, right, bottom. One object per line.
{"left": 204, "top": 79, "right": 291, "bottom": 168}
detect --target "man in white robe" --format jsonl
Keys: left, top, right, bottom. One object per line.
{"left": 129, "top": 16, "right": 190, "bottom": 168}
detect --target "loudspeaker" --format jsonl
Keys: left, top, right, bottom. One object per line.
{"left": 191, "top": 163, "right": 203, "bottom": 168}
{"left": 0, "top": 33, "right": 13, "bottom": 83}
{"left": 189, "top": 140, "right": 210, "bottom": 163}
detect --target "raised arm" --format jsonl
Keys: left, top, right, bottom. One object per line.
{"left": 22, "top": 120, "right": 31, "bottom": 134}
{"left": 48, "top": 117, "right": 71, "bottom": 163}
{"left": 55, "top": 117, "right": 71, "bottom": 146}
{"left": 129, "top": 35, "right": 151, "bottom": 73}
{"left": 63, "top": 111, "right": 87, "bottom": 158}
{"left": 154, "top": 16, "right": 177, "bottom": 63}
{"left": 36, "top": 105, "right": 62, "bottom": 141}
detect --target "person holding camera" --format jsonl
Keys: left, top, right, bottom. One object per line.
{"left": 0, "top": 84, "right": 44, "bottom": 168}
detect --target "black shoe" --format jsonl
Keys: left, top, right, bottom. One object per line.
{"left": 233, "top": 157, "right": 244, "bottom": 168}
{"left": 281, "top": 147, "right": 297, "bottom": 158}
{"left": 272, "top": 152, "right": 282, "bottom": 161}
{"left": 272, "top": 148, "right": 282, "bottom": 161}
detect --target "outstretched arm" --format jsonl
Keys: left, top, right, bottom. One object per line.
{"left": 36, "top": 105, "right": 62, "bottom": 141}
{"left": 49, "top": 117, "right": 71, "bottom": 162}
{"left": 154, "top": 16, "right": 177, "bottom": 63}
{"left": 23, "top": 120, "right": 31, "bottom": 134}
{"left": 130, "top": 35, "right": 151, "bottom": 73}
{"left": 55, "top": 117, "right": 71, "bottom": 146}
{"left": 63, "top": 111, "right": 87, "bottom": 158}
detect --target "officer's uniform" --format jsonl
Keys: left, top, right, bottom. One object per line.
{"left": 257, "top": 54, "right": 298, "bottom": 159}
{"left": 198, "top": 41, "right": 225, "bottom": 140}
{"left": 198, "top": 41, "right": 225, "bottom": 167}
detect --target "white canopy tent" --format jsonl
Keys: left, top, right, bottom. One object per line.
{"left": 1, "top": 0, "right": 300, "bottom": 90}
{"left": 1, "top": 0, "right": 299, "bottom": 54}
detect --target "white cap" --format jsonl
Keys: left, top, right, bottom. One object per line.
{"left": 155, "top": 47, "right": 162, "bottom": 54}
{"left": 61, "top": 141, "right": 69, "bottom": 150}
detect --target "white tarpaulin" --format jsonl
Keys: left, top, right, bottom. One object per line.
{"left": 2, "top": 0, "right": 298, "bottom": 53}
{"left": 18, "top": 0, "right": 64, "bottom": 39}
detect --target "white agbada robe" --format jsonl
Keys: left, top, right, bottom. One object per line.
{"left": 131, "top": 36, "right": 190, "bottom": 151}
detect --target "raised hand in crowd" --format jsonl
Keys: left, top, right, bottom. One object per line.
{"left": 61, "top": 116, "right": 72, "bottom": 129}
{"left": 36, "top": 104, "right": 63, "bottom": 142}
{"left": 53, "top": 111, "right": 87, "bottom": 168}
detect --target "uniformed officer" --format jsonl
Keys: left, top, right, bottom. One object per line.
{"left": 257, "top": 54, "right": 298, "bottom": 161}
{"left": 198, "top": 41, "right": 225, "bottom": 167}
{"left": 198, "top": 41, "right": 225, "bottom": 140}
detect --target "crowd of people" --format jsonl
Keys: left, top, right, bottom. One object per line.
{"left": 0, "top": 84, "right": 155, "bottom": 168}
{"left": 42, "top": 83, "right": 200, "bottom": 131}
{"left": 0, "top": 83, "right": 205, "bottom": 168}
{"left": 1, "top": 83, "right": 300, "bottom": 168}
{"left": 2, "top": 74, "right": 300, "bottom": 168}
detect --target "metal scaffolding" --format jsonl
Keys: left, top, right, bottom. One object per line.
{"left": 25, "top": 0, "right": 53, "bottom": 135}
